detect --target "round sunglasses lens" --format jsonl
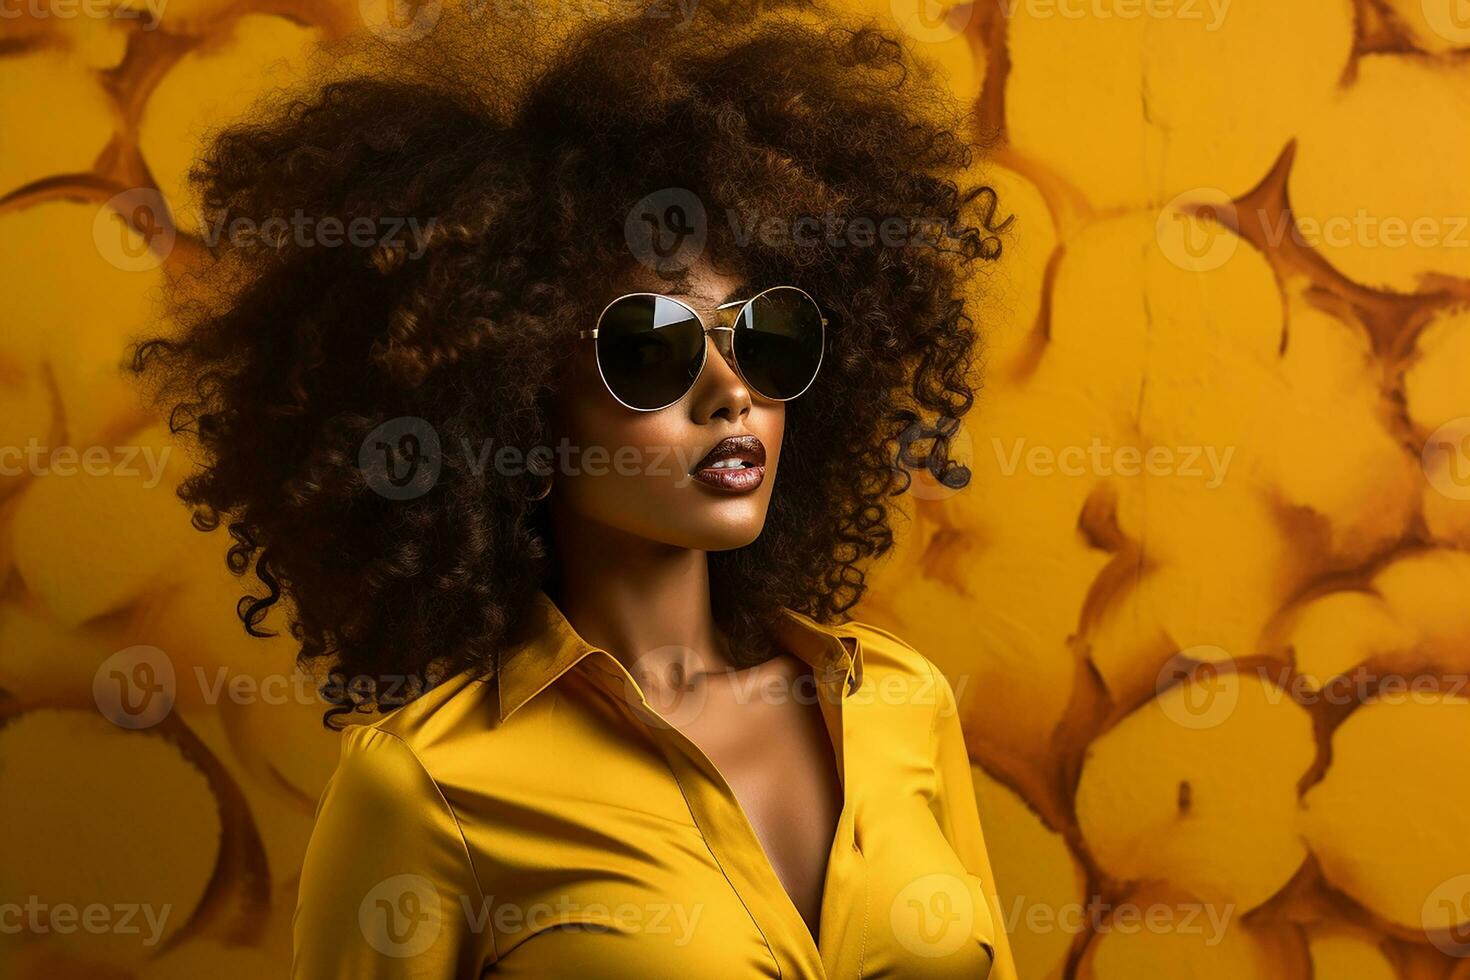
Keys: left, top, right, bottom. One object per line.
{"left": 596, "top": 295, "right": 706, "bottom": 410}
{"left": 732, "top": 288, "right": 824, "bottom": 401}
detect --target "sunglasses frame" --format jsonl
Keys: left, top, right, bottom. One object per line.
{"left": 578, "top": 285, "right": 828, "bottom": 413}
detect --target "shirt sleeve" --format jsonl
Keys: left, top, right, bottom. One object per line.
{"left": 929, "top": 664, "right": 1020, "bottom": 980}
{"left": 292, "top": 724, "right": 492, "bottom": 978}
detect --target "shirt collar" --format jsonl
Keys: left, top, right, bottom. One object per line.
{"left": 496, "top": 590, "right": 865, "bottom": 723}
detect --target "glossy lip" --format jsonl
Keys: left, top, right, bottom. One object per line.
{"left": 690, "top": 435, "right": 767, "bottom": 493}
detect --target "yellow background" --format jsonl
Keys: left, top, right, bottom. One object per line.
{"left": 3, "top": 0, "right": 1470, "bottom": 977}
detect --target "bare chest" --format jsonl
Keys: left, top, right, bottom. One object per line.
{"left": 675, "top": 657, "right": 845, "bottom": 939}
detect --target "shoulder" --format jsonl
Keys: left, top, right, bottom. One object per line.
{"left": 306, "top": 666, "right": 498, "bottom": 816}
{"left": 319, "top": 723, "right": 444, "bottom": 816}
{"left": 832, "top": 618, "right": 950, "bottom": 684}
{"left": 832, "top": 619, "right": 923, "bottom": 663}
{"left": 296, "top": 712, "right": 488, "bottom": 952}
{"left": 829, "top": 618, "right": 960, "bottom": 716}
{"left": 318, "top": 662, "right": 548, "bottom": 813}
{"left": 344, "top": 666, "right": 495, "bottom": 756}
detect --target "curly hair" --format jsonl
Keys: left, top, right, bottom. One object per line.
{"left": 131, "top": 0, "right": 1001, "bottom": 724}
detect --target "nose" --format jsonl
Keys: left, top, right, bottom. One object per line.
{"left": 689, "top": 331, "right": 751, "bottom": 424}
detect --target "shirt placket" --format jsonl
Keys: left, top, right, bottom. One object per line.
{"left": 581, "top": 650, "right": 862, "bottom": 979}
{"left": 812, "top": 654, "right": 866, "bottom": 979}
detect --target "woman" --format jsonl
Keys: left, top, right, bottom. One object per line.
{"left": 133, "top": 1, "right": 1015, "bottom": 975}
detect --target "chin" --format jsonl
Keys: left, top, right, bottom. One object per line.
{"left": 697, "top": 526, "right": 766, "bottom": 552}
{"left": 654, "top": 518, "right": 765, "bottom": 552}
{"left": 658, "top": 505, "right": 770, "bottom": 552}
{"left": 688, "top": 493, "right": 774, "bottom": 549}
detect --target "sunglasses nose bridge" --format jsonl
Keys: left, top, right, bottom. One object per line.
{"left": 705, "top": 324, "right": 736, "bottom": 362}
{"left": 704, "top": 299, "right": 744, "bottom": 362}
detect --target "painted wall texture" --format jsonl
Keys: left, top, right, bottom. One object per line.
{"left": 2, "top": 0, "right": 1469, "bottom": 977}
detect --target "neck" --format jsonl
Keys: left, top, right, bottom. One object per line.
{"left": 548, "top": 508, "right": 734, "bottom": 683}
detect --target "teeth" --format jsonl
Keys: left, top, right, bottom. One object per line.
{"left": 710, "top": 458, "right": 745, "bottom": 469}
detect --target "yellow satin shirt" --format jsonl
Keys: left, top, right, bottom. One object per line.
{"left": 292, "top": 591, "right": 1017, "bottom": 978}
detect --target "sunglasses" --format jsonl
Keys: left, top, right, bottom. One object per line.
{"left": 579, "top": 286, "right": 827, "bottom": 412}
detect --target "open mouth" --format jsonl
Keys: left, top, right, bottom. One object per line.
{"left": 690, "top": 434, "right": 766, "bottom": 493}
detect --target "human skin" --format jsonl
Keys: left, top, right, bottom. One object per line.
{"left": 545, "top": 261, "right": 842, "bottom": 939}
{"left": 548, "top": 262, "right": 785, "bottom": 557}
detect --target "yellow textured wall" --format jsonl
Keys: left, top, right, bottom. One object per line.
{"left": 3, "top": 1, "right": 1469, "bottom": 977}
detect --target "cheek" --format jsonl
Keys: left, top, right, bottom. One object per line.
{"left": 758, "top": 405, "right": 785, "bottom": 467}
{"left": 558, "top": 353, "right": 624, "bottom": 445}
{"left": 553, "top": 363, "right": 689, "bottom": 503}
{"left": 550, "top": 352, "right": 788, "bottom": 548}
{"left": 558, "top": 364, "right": 671, "bottom": 467}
